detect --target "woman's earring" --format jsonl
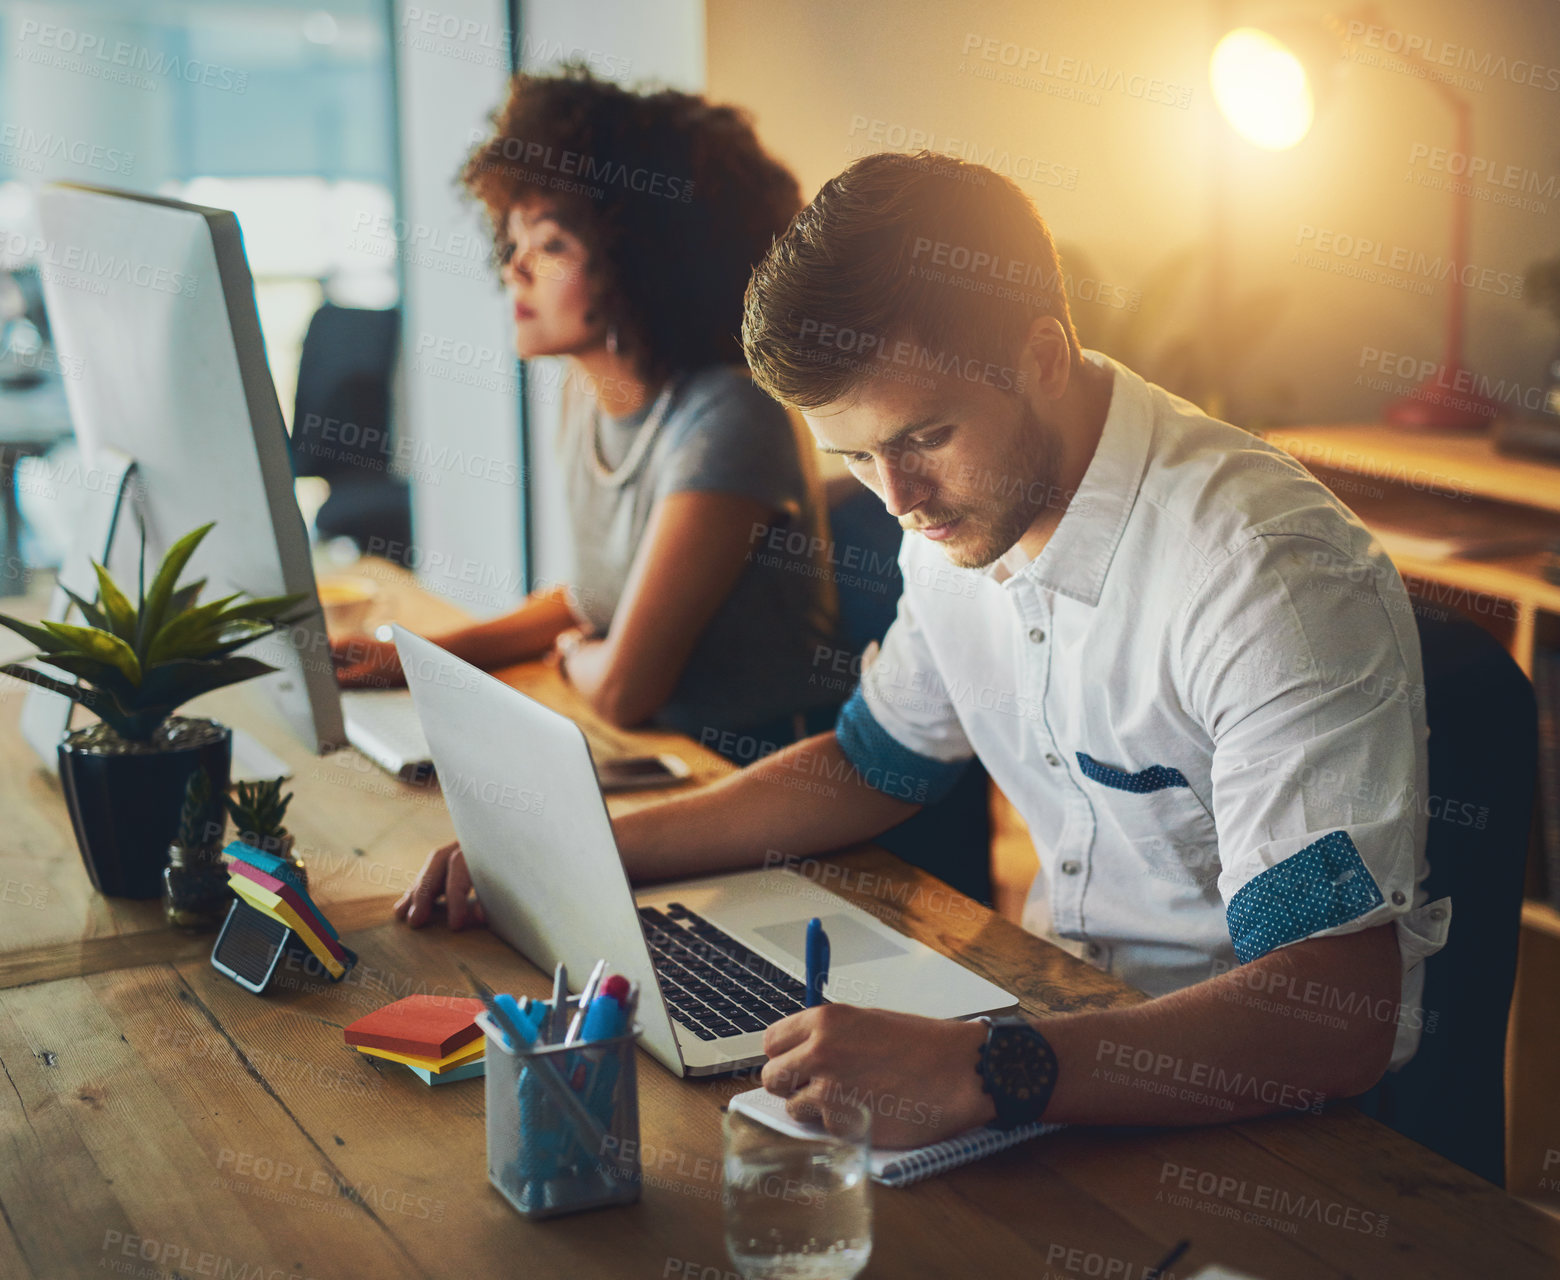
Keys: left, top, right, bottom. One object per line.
{"left": 606, "top": 325, "right": 619, "bottom": 357}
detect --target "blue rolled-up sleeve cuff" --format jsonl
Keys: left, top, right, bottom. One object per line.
{"left": 1226, "top": 830, "right": 1385, "bottom": 964}
{"left": 835, "top": 684, "right": 969, "bottom": 806}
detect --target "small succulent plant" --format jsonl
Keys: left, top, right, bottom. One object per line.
{"left": 175, "top": 768, "right": 226, "bottom": 852}
{"left": 226, "top": 777, "right": 293, "bottom": 850}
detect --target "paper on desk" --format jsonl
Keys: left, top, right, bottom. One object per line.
{"left": 727, "top": 1085, "right": 1062, "bottom": 1188}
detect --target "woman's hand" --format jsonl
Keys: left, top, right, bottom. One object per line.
{"left": 551, "top": 625, "right": 598, "bottom": 675}
{"left": 331, "top": 634, "right": 406, "bottom": 688}
{"left": 393, "top": 840, "right": 487, "bottom": 929}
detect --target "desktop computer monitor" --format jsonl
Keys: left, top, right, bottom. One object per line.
{"left": 28, "top": 182, "right": 346, "bottom": 756}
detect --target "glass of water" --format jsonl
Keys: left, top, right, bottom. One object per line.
{"left": 722, "top": 1096, "right": 872, "bottom": 1280}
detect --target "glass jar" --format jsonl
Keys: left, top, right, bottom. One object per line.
{"left": 163, "top": 842, "right": 233, "bottom": 931}
{"left": 723, "top": 1096, "right": 873, "bottom": 1280}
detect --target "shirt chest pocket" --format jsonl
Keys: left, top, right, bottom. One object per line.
{"left": 1074, "top": 752, "right": 1221, "bottom": 888}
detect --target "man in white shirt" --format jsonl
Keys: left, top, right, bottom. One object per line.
{"left": 402, "top": 151, "right": 1450, "bottom": 1146}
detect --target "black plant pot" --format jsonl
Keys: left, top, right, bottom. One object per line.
{"left": 57, "top": 722, "right": 233, "bottom": 900}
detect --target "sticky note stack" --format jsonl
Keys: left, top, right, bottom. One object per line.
{"left": 344, "top": 994, "right": 488, "bottom": 1084}
{"left": 223, "top": 842, "right": 351, "bottom": 980}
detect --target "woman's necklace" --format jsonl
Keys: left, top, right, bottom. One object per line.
{"left": 589, "top": 378, "right": 681, "bottom": 486}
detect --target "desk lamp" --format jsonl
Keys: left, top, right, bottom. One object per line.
{"left": 1210, "top": 7, "right": 1505, "bottom": 429}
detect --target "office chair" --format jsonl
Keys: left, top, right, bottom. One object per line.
{"left": 826, "top": 477, "right": 994, "bottom": 906}
{"left": 290, "top": 302, "right": 410, "bottom": 561}
{"left": 1352, "top": 603, "right": 1538, "bottom": 1187}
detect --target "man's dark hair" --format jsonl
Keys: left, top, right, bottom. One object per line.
{"left": 743, "top": 151, "right": 1080, "bottom": 410}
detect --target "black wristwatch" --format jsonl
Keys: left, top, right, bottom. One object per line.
{"left": 975, "top": 1016, "right": 1059, "bottom": 1129}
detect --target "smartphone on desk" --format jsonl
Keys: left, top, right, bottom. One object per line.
{"left": 596, "top": 753, "right": 692, "bottom": 792}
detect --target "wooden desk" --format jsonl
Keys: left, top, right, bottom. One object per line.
{"left": 0, "top": 559, "right": 727, "bottom": 962}
{"left": 1261, "top": 424, "right": 1560, "bottom": 675}
{"left": 4, "top": 568, "right": 1560, "bottom": 1279}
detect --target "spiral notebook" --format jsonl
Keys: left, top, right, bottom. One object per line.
{"left": 726, "top": 1086, "right": 1063, "bottom": 1188}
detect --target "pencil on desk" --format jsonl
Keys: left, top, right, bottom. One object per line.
{"left": 1145, "top": 1238, "right": 1190, "bottom": 1278}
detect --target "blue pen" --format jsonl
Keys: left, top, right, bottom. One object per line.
{"left": 493, "top": 993, "right": 535, "bottom": 1049}
{"left": 477, "top": 990, "right": 551, "bottom": 1198}
{"left": 580, "top": 976, "right": 631, "bottom": 1124}
{"left": 805, "top": 917, "right": 830, "bottom": 1008}
{"left": 581, "top": 975, "right": 631, "bottom": 1041}
{"left": 490, "top": 991, "right": 606, "bottom": 1190}
{"left": 490, "top": 993, "right": 559, "bottom": 1186}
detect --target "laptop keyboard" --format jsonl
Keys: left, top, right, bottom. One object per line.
{"left": 341, "top": 690, "right": 433, "bottom": 779}
{"left": 638, "top": 903, "right": 812, "bottom": 1041}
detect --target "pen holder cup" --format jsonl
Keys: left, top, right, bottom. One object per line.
{"left": 477, "top": 1005, "right": 644, "bottom": 1220}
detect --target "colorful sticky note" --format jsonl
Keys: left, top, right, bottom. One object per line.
{"left": 228, "top": 861, "right": 347, "bottom": 963}
{"left": 405, "top": 1057, "right": 485, "bottom": 1085}
{"left": 228, "top": 876, "right": 346, "bottom": 979}
{"left": 355, "top": 1036, "right": 487, "bottom": 1073}
{"left": 343, "top": 994, "right": 486, "bottom": 1058}
{"left": 224, "top": 843, "right": 310, "bottom": 895}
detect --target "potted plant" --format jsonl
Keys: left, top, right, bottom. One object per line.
{"left": 225, "top": 776, "right": 305, "bottom": 887}
{"left": 0, "top": 522, "right": 309, "bottom": 899}
{"left": 163, "top": 768, "right": 232, "bottom": 932}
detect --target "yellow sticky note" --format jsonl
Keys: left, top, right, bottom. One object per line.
{"left": 229, "top": 876, "right": 346, "bottom": 979}
{"left": 356, "top": 1036, "right": 487, "bottom": 1073}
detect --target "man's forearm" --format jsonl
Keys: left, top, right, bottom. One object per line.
{"left": 1036, "top": 924, "right": 1401, "bottom": 1125}
{"left": 613, "top": 731, "right": 920, "bottom": 883}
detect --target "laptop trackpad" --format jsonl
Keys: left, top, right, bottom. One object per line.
{"left": 751, "top": 913, "right": 909, "bottom": 967}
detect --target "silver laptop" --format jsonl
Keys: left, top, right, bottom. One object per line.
{"left": 391, "top": 626, "right": 1016, "bottom": 1077}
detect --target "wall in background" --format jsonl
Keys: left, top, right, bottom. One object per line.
{"left": 393, "top": 0, "right": 704, "bottom": 611}
{"left": 517, "top": 0, "right": 704, "bottom": 594}
{"left": 391, "top": 0, "right": 520, "bottom": 612}
{"left": 706, "top": 0, "right": 1560, "bottom": 429}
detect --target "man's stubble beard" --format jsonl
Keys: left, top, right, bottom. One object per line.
{"left": 940, "top": 400, "right": 1063, "bottom": 570}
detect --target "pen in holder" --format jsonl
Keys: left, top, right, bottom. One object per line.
{"left": 477, "top": 1002, "right": 643, "bottom": 1219}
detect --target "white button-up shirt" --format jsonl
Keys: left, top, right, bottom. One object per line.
{"left": 835, "top": 349, "right": 1450, "bottom": 1068}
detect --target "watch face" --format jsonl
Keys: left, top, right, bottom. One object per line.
{"left": 983, "top": 1022, "right": 1059, "bottom": 1125}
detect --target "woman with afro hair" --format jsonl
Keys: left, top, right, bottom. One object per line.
{"left": 335, "top": 66, "right": 838, "bottom": 773}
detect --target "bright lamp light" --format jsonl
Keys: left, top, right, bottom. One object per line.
{"left": 1210, "top": 27, "right": 1315, "bottom": 149}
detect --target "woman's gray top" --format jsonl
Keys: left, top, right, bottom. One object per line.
{"left": 556, "top": 363, "right": 839, "bottom": 740}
